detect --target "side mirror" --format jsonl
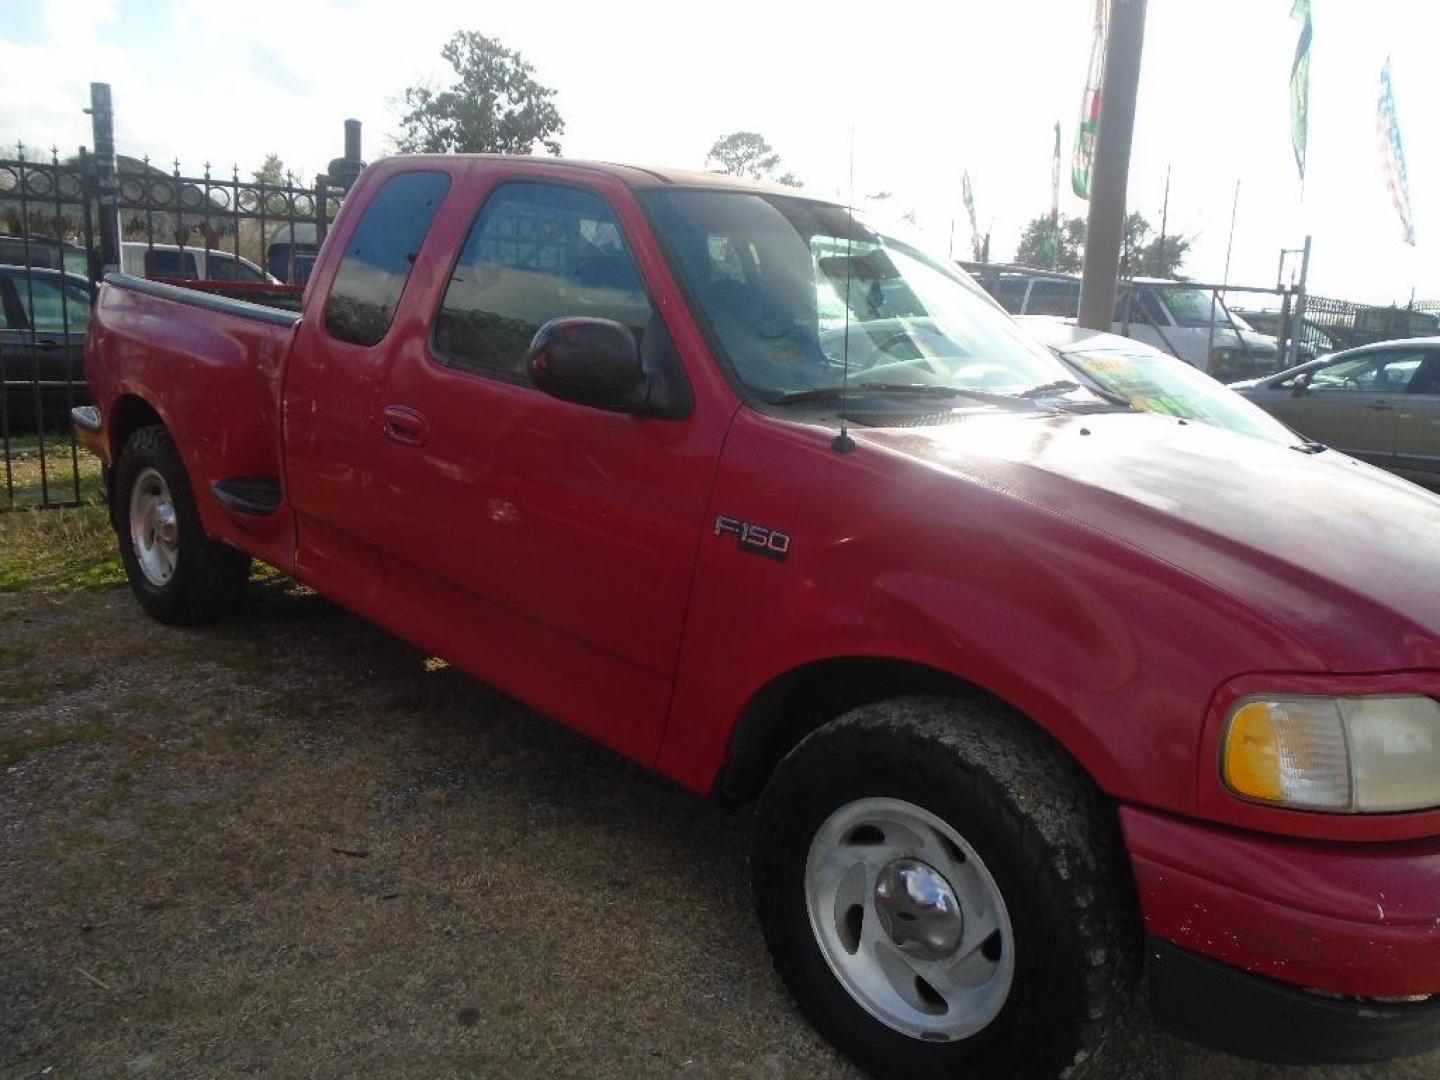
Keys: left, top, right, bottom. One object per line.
{"left": 1290, "top": 372, "right": 1312, "bottom": 397}
{"left": 526, "top": 317, "right": 647, "bottom": 412}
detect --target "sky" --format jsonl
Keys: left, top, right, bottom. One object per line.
{"left": 1, "top": 0, "right": 1436, "bottom": 305}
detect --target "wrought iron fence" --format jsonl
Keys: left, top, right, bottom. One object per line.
{"left": 0, "top": 145, "right": 97, "bottom": 510}
{"left": 0, "top": 84, "right": 351, "bottom": 512}
{"left": 114, "top": 158, "right": 342, "bottom": 290}
{"left": 1285, "top": 295, "right": 1440, "bottom": 354}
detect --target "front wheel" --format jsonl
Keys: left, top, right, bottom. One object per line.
{"left": 752, "top": 696, "right": 1138, "bottom": 1080}
{"left": 114, "top": 425, "right": 250, "bottom": 625}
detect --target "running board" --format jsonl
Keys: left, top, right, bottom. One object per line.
{"left": 212, "top": 476, "right": 283, "bottom": 516}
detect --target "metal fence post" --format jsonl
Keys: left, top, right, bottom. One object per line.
{"left": 1287, "top": 235, "right": 1312, "bottom": 368}
{"left": 87, "top": 82, "right": 120, "bottom": 273}
{"left": 314, "top": 174, "right": 328, "bottom": 248}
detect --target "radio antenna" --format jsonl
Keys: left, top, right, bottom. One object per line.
{"left": 832, "top": 123, "right": 857, "bottom": 454}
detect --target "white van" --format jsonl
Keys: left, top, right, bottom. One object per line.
{"left": 980, "top": 270, "right": 1283, "bottom": 382}
{"left": 119, "top": 242, "right": 279, "bottom": 284}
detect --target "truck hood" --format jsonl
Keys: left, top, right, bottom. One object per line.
{"left": 859, "top": 410, "right": 1440, "bottom": 671}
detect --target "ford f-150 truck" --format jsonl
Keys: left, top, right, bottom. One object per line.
{"left": 73, "top": 155, "right": 1440, "bottom": 1080}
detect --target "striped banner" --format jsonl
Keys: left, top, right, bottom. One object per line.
{"left": 1378, "top": 56, "right": 1416, "bottom": 246}
{"left": 962, "top": 172, "right": 981, "bottom": 260}
{"left": 1290, "top": 0, "right": 1311, "bottom": 184}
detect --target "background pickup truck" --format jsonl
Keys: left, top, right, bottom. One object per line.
{"left": 75, "top": 155, "right": 1440, "bottom": 1079}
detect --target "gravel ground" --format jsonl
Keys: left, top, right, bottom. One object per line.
{"left": 1, "top": 513, "right": 1437, "bottom": 1079}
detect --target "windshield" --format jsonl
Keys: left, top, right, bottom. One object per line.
{"left": 641, "top": 190, "right": 1069, "bottom": 405}
{"left": 1059, "top": 342, "right": 1297, "bottom": 445}
{"left": 1158, "top": 286, "right": 1244, "bottom": 330}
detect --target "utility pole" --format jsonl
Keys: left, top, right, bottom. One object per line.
{"left": 1078, "top": 0, "right": 1148, "bottom": 330}
{"left": 1157, "top": 164, "right": 1170, "bottom": 276}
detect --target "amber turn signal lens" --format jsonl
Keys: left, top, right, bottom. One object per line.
{"left": 1222, "top": 698, "right": 1351, "bottom": 811}
{"left": 1222, "top": 695, "right": 1440, "bottom": 813}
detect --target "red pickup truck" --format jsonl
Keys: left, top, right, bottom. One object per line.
{"left": 74, "top": 156, "right": 1440, "bottom": 1078}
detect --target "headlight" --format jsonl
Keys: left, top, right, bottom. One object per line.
{"left": 1222, "top": 695, "right": 1440, "bottom": 812}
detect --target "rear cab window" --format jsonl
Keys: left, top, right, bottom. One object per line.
{"left": 143, "top": 249, "right": 199, "bottom": 279}
{"left": 1026, "top": 280, "right": 1079, "bottom": 318}
{"left": 324, "top": 170, "right": 451, "bottom": 347}
{"left": 206, "top": 254, "right": 266, "bottom": 283}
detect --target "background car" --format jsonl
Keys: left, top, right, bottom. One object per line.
{"left": 1021, "top": 317, "right": 1310, "bottom": 447}
{"left": 119, "top": 241, "right": 279, "bottom": 283}
{"left": 0, "top": 265, "right": 91, "bottom": 423}
{"left": 974, "top": 268, "right": 1282, "bottom": 381}
{"left": 0, "top": 234, "right": 90, "bottom": 277}
{"left": 1229, "top": 307, "right": 1334, "bottom": 362}
{"left": 1231, "top": 337, "right": 1440, "bottom": 489}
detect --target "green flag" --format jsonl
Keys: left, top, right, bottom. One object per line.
{"left": 1072, "top": 0, "right": 1107, "bottom": 199}
{"left": 1290, "top": 0, "right": 1311, "bottom": 183}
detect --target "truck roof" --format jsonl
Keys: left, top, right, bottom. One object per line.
{"left": 377, "top": 153, "right": 831, "bottom": 200}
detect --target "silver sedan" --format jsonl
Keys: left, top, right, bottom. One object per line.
{"left": 1231, "top": 337, "right": 1440, "bottom": 489}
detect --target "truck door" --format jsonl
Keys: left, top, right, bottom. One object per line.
{"left": 367, "top": 174, "right": 730, "bottom": 764}
{"left": 283, "top": 169, "right": 453, "bottom": 600}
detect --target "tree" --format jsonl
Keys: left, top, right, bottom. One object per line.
{"left": 395, "top": 32, "right": 563, "bottom": 155}
{"left": 252, "top": 153, "right": 287, "bottom": 187}
{"left": 706, "top": 131, "right": 802, "bottom": 187}
{"left": 1121, "top": 212, "right": 1191, "bottom": 279}
{"left": 1015, "top": 213, "right": 1086, "bottom": 272}
{"left": 1014, "top": 211, "right": 1191, "bottom": 278}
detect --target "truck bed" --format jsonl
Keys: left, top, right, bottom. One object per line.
{"left": 84, "top": 272, "right": 303, "bottom": 574}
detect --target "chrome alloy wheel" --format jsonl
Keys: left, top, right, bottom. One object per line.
{"left": 803, "top": 797, "right": 1015, "bottom": 1042}
{"left": 129, "top": 466, "right": 179, "bottom": 587}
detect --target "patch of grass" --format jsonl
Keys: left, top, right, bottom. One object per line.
{"left": 0, "top": 499, "right": 119, "bottom": 594}
{"left": 0, "top": 719, "right": 108, "bottom": 768}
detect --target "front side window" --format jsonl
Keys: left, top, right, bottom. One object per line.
{"left": 14, "top": 274, "right": 90, "bottom": 331}
{"left": 642, "top": 189, "right": 1066, "bottom": 401}
{"left": 1157, "top": 287, "right": 1234, "bottom": 329}
{"left": 1114, "top": 289, "right": 1168, "bottom": 326}
{"left": 434, "top": 182, "right": 652, "bottom": 377}
{"left": 1307, "top": 351, "right": 1425, "bottom": 393}
{"left": 325, "top": 170, "right": 450, "bottom": 347}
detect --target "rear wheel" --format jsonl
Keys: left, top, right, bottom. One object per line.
{"left": 114, "top": 425, "right": 250, "bottom": 624}
{"left": 752, "top": 696, "right": 1138, "bottom": 1080}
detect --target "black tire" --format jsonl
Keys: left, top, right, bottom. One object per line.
{"left": 113, "top": 424, "right": 250, "bottom": 625}
{"left": 752, "top": 695, "right": 1139, "bottom": 1080}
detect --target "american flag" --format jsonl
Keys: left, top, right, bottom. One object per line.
{"left": 1377, "top": 56, "right": 1416, "bottom": 246}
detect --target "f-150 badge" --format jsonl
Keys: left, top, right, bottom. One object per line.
{"left": 715, "top": 515, "right": 790, "bottom": 562}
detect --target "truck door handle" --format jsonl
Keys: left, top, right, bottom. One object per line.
{"left": 34, "top": 339, "right": 59, "bottom": 351}
{"left": 381, "top": 404, "right": 430, "bottom": 447}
